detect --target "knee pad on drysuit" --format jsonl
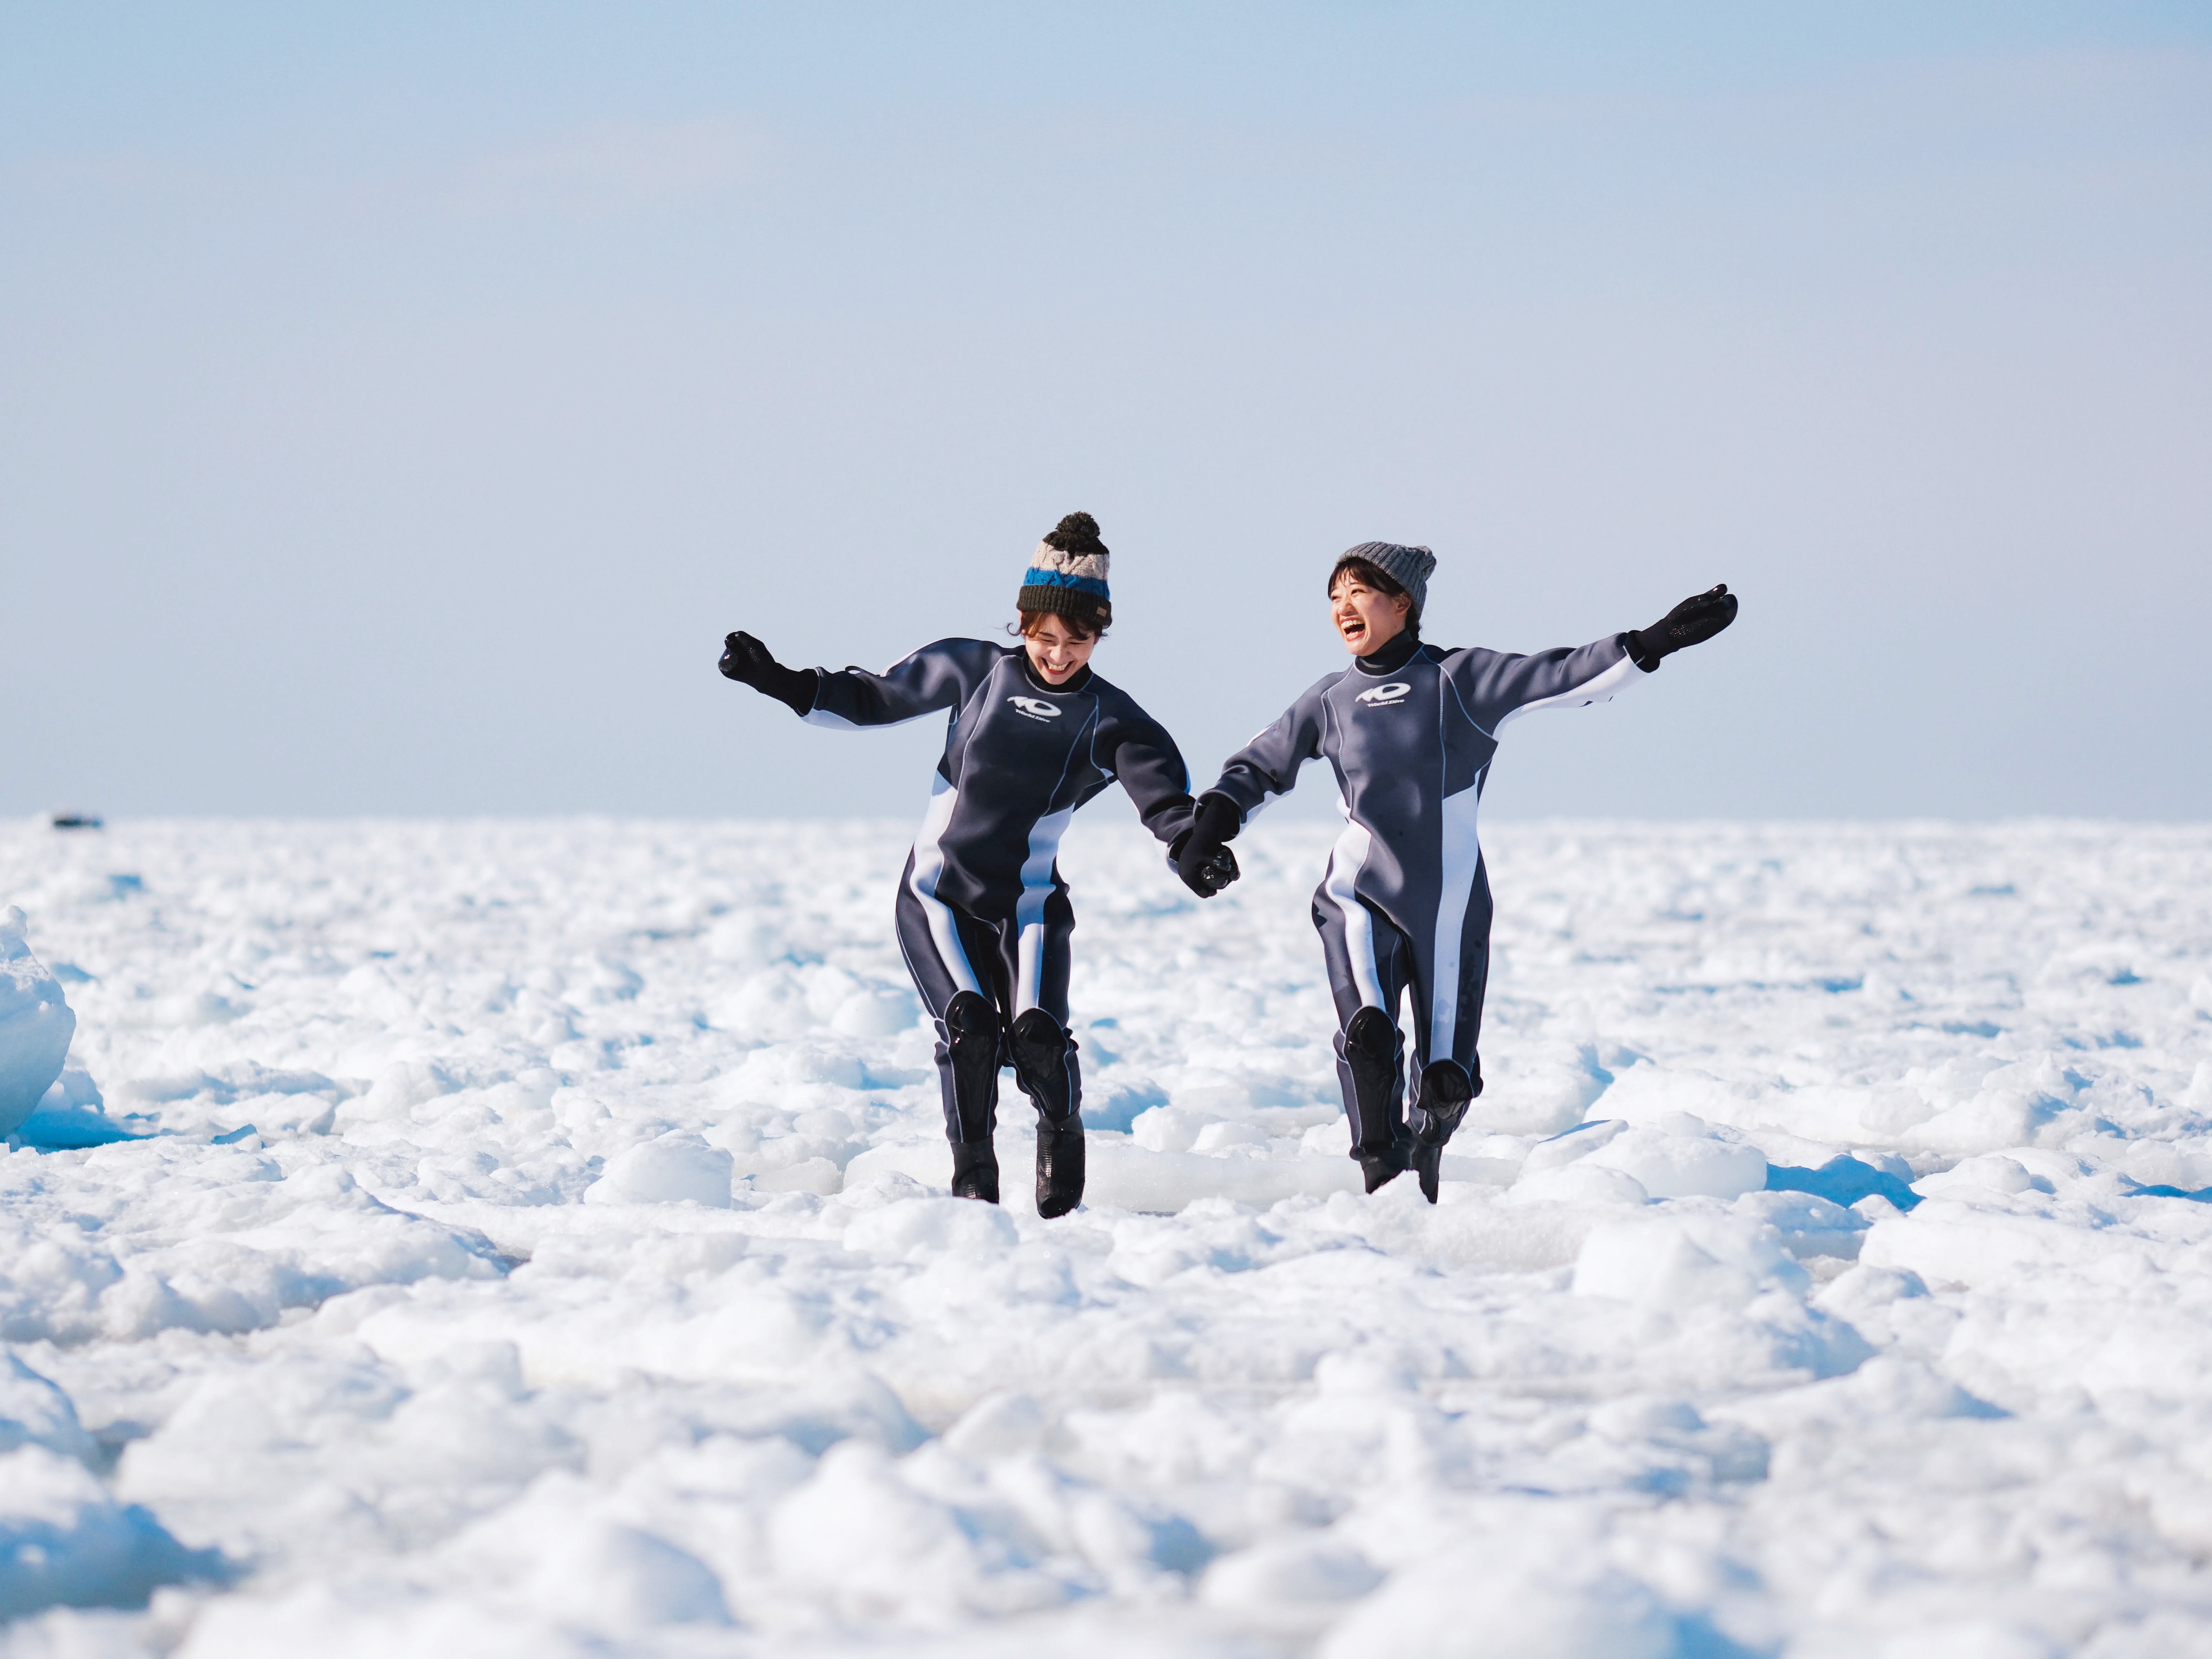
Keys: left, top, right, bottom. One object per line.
{"left": 1009, "top": 1007, "right": 1081, "bottom": 1124}
{"left": 1342, "top": 1007, "right": 1412, "bottom": 1193}
{"left": 941, "top": 990, "right": 1002, "bottom": 1145}
{"left": 1342, "top": 1007, "right": 1404, "bottom": 1148}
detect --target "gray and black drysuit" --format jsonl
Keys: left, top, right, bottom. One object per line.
{"left": 1202, "top": 628, "right": 1648, "bottom": 1147}
{"left": 806, "top": 639, "right": 1198, "bottom": 1141}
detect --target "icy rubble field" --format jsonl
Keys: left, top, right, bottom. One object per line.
{"left": 2, "top": 818, "right": 2211, "bottom": 1658}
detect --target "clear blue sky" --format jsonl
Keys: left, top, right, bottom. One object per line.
{"left": 5, "top": 3, "right": 2208, "bottom": 819}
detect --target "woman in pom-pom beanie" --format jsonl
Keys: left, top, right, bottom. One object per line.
{"left": 1177, "top": 543, "right": 1737, "bottom": 1203}
{"left": 717, "top": 513, "right": 1238, "bottom": 1216}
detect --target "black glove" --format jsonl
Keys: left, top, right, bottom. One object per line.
{"left": 1170, "top": 792, "right": 1244, "bottom": 898}
{"left": 719, "top": 631, "right": 817, "bottom": 717}
{"left": 1626, "top": 584, "right": 1737, "bottom": 671}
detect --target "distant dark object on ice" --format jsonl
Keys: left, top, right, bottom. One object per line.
{"left": 48, "top": 813, "right": 102, "bottom": 831}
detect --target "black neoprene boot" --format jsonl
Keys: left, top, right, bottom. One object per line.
{"left": 950, "top": 1140, "right": 1001, "bottom": 1204}
{"left": 943, "top": 990, "right": 1003, "bottom": 1203}
{"left": 1411, "top": 1056, "right": 1482, "bottom": 1204}
{"left": 1034, "top": 1113, "right": 1085, "bottom": 1218}
{"left": 1009, "top": 1008, "right": 1085, "bottom": 1217}
{"left": 1343, "top": 1007, "right": 1410, "bottom": 1193}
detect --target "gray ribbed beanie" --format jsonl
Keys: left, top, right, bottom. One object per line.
{"left": 1332, "top": 541, "right": 1437, "bottom": 620}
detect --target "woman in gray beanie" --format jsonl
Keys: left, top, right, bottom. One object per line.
{"left": 1171, "top": 543, "right": 1737, "bottom": 1200}
{"left": 718, "top": 513, "right": 1225, "bottom": 1217}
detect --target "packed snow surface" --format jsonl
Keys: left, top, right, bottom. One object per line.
{"left": 2, "top": 816, "right": 2211, "bottom": 1656}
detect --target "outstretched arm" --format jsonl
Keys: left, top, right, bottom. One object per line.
{"left": 1463, "top": 634, "right": 1643, "bottom": 730}
{"left": 720, "top": 635, "right": 999, "bottom": 728}
{"left": 1462, "top": 583, "right": 1739, "bottom": 731}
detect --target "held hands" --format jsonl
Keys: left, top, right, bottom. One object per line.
{"left": 1627, "top": 584, "right": 1738, "bottom": 671}
{"left": 1173, "top": 793, "right": 1244, "bottom": 899}
{"left": 718, "top": 631, "right": 817, "bottom": 717}
{"left": 1180, "top": 843, "right": 1240, "bottom": 899}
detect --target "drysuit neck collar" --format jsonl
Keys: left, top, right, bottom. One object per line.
{"left": 1355, "top": 631, "right": 1423, "bottom": 675}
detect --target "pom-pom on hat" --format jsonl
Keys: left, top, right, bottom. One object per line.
{"left": 1019, "top": 512, "right": 1112, "bottom": 629}
{"left": 1331, "top": 540, "right": 1437, "bottom": 621}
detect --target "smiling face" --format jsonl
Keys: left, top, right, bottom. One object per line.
{"left": 1021, "top": 612, "right": 1100, "bottom": 685}
{"left": 1329, "top": 569, "right": 1413, "bottom": 657}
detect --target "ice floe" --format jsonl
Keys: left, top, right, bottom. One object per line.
{"left": 0, "top": 816, "right": 2206, "bottom": 1653}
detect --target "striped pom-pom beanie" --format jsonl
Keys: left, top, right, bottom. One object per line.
{"left": 1332, "top": 540, "right": 1437, "bottom": 621}
{"left": 1019, "top": 512, "right": 1112, "bottom": 629}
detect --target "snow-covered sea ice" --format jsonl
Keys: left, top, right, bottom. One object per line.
{"left": 1, "top": 816, "right": 2209, "bottom": 1655}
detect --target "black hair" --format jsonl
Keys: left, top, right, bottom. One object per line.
{"left": 1328, "top": 557, "right": 1420, "bottom": 639}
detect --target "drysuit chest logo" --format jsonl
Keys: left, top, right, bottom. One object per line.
{"left": 1008, "top": 696, "right": 1063, "bottom": 721}
{"left": 1355, "top": 682, "right": 1412, "bottom": 708}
